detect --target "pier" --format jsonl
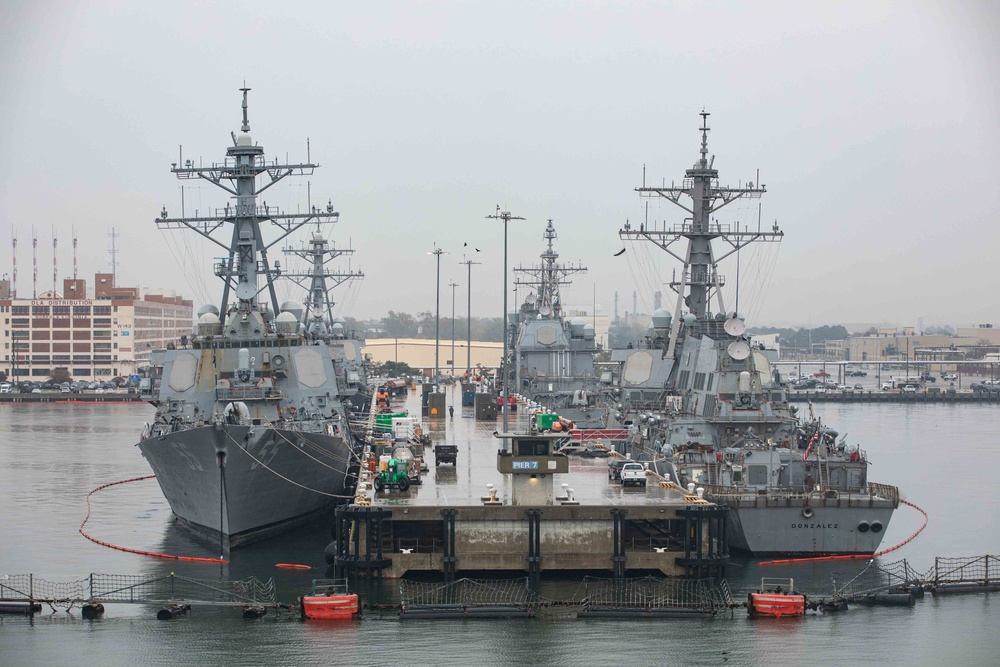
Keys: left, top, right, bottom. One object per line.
{"left": 331, "top": 388, "right": 729, "bottom": 582}
{"left": 787, "top": 390, "right": 1000, "bottom": 403}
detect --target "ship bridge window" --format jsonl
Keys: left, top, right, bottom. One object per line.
{"left": 514, "top": 439, "right": 551, "bottom": 457}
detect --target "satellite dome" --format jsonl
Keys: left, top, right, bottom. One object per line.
{"left": 197, "top": 312, "right": 222, "bottom": 336}
{"left": 651, "top": 308, "right": 671, "bottom": 329}
{"left": 237, "top": 131, "right": 253, "bottom": 146}
{"left": 274, "top": 311, "right": 299, "bottom": 335}
{"left": 583, "top": 323, "right": 595, "bottom": 340}
{"left": 197, "top": 304, "right": 220, "bottom": 317}
{"left": 683, "top": 313, "right": 696, "bottom": 325}
{"left": 279, "top": 300, "right": 305, "bottom": 322}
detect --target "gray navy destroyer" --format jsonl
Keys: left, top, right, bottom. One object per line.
{"left": 612, "top": 112, "right": 899, "bottom": 556}
{"left": 511, "top": 219, "right": 606, "bottom": 428}
{"left": 137, "top": 88, "right": 359, "bottom": 551}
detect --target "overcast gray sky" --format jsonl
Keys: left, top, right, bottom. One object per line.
{"left": 2, "top": 1, "right": 997, "bottom": 330}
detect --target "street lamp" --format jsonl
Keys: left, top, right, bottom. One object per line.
{"left": 486, "top": 208, "right": 525, "bottom": 446}
{"left": 449, "top": 280, "right": 459, "bottom": 378}
{"left": 461, "top": 255, "right": 481, "bottom": 375}
{"left": 427, "top": 244, "right": 447, "bottom": 384}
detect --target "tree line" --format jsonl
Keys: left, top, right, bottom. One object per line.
{"left": 341, "top": 311, "right": 506, "bottom": 342}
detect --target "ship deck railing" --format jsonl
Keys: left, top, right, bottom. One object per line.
{"left": 702, "top": 484, "right": 899, "bottom": 506}
{"left": 216, "top": 387, "right": 284, "bottom": 402}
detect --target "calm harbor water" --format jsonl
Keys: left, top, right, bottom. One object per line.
{"left": 1, "top": 395, "right": 998, "bottom": 666}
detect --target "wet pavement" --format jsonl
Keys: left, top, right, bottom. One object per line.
{"left": 364, "top": 384, "right": 692, "bottom": 509}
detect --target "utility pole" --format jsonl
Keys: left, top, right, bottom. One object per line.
{"left": 461, "top": 256, "right": 481, "bottom": 375}
{"left": 427, "top": 244, "right": 447, "bottom": 384}
{"left": 486, "top": 208, "right": 525, "bottom": 446}
{"left": 449, "top": 281, "right": 459, "bottom": 378}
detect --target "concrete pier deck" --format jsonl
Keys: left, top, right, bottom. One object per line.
{"left": 332, "top": 384, "right": 728, "bottom": 580}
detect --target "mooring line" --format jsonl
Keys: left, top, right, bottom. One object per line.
{"left": 79, "top": 476, "right": 229, "bottom": 564}
{"left": 759, "top": 498, "right": 929, "bottom": 566}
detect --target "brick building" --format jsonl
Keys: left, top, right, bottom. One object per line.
{"left": 0, "top": 274, "right": 192, "bottom": 381}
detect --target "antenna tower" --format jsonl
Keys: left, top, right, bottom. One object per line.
{"left": 73, "top": 228, "right": 78, "bottom": 279}
{"left": 11, "top": 231, "right": 17, "bottom": 298}
{"left": 32, "top": 227, "right": 38, "bottom": 298}
{"left": 108, "top": 228, "right": 120, "bottom": 283}
{"left": 52, "top": 227, "right": 58, "bottom": 296}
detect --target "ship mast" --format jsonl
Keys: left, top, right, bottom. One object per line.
{"left": 620, "top": 111, "right": 782, "bottom": 352}
{"left": 513, "top": 219, "right": 587, "bottom": 320}
{"left": 156, "top": 87, "right": 337, "bottom": 335}
{"left": 281, "top": 212, "right": 364, "bottom": 338}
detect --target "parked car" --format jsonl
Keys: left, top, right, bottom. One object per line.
{"left": 619, "top": 462, "right": 647, "bottom": 487}
{"left": 902, "top": 385, "right": 917, "bottom": 394}
{"left": 608, "top": 459, "right": 631, "bottom": 481}
{"left": 847, "top": 370, "right": 868, "bottom": 377}
{"left": 853, "top": 384, "right": 864, "bottom": 390}
{"left": 942, "top": 373, "right": 958, "bottom": 381}
{"left": 881, "top": 383, "right": 893, "bottom": 391}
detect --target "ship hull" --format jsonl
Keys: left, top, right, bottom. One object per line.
{"left": 723, "top": 501, "right": 896, "bottom": 556}
{"left": 138, "top": 424, "right": 353, "bottom": 550}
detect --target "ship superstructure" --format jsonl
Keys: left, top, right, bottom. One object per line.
{"left": 511, "top": 219, "right": 604, "bottom": 427}
{"left": 613, "top": 113, "right": 899, "bottom": 555}
{"left": 281, "top": 221, "right": 369, "bottom": 415}
{"left": 137, "top": 88, "right": 359, "bottom": 551}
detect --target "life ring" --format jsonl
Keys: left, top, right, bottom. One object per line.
{"left": 802, "top": 506, "right": 814, "bottom": 519}
{"left": 288, "top": 406, "right": 297, "bottom": 416}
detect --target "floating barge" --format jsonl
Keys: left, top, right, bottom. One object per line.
{"left": 329, "top": 392, "right": 729, "bottom": 582}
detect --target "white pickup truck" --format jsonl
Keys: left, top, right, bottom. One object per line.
{"left": 619, "top": 462, "right": 647, "bottom": 487}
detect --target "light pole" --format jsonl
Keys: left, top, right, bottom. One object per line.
{"left": 427, "top": 244, "right": 446, "bottom": 384}
{"left": 449, "top": 280, "right": 459, "bottom": 378}
{"left": 486, "top": 208, "right": 525, "bottom": 445}
{"left": 461, "top": 256, "right": 481, "bottom": 375}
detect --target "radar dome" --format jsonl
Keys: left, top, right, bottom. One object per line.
{"left": 569, "top": 317, "right": 586, "bottom": 337}
{"left": 583, "top": 323, "right": 595, "bottom": 340}
{"left": 683, "top": 313, "right": 696, "bottom": 326}
{"left": 274, "top": 311, "right": 299, "bottom": 335}
{"left": 237, "top": 131, "right": 253, "bottom": 146}
{"left": 651, "top": 308, "right": 671, "bottom": 329}
{"left": 197, "top": 304, "right": 220, "bottom": 317}
{"left": 197, "top": 312, "right": 223, "bottom": 337}
{"left": 279, "top": 300, "right": 305, "bottom": 323}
